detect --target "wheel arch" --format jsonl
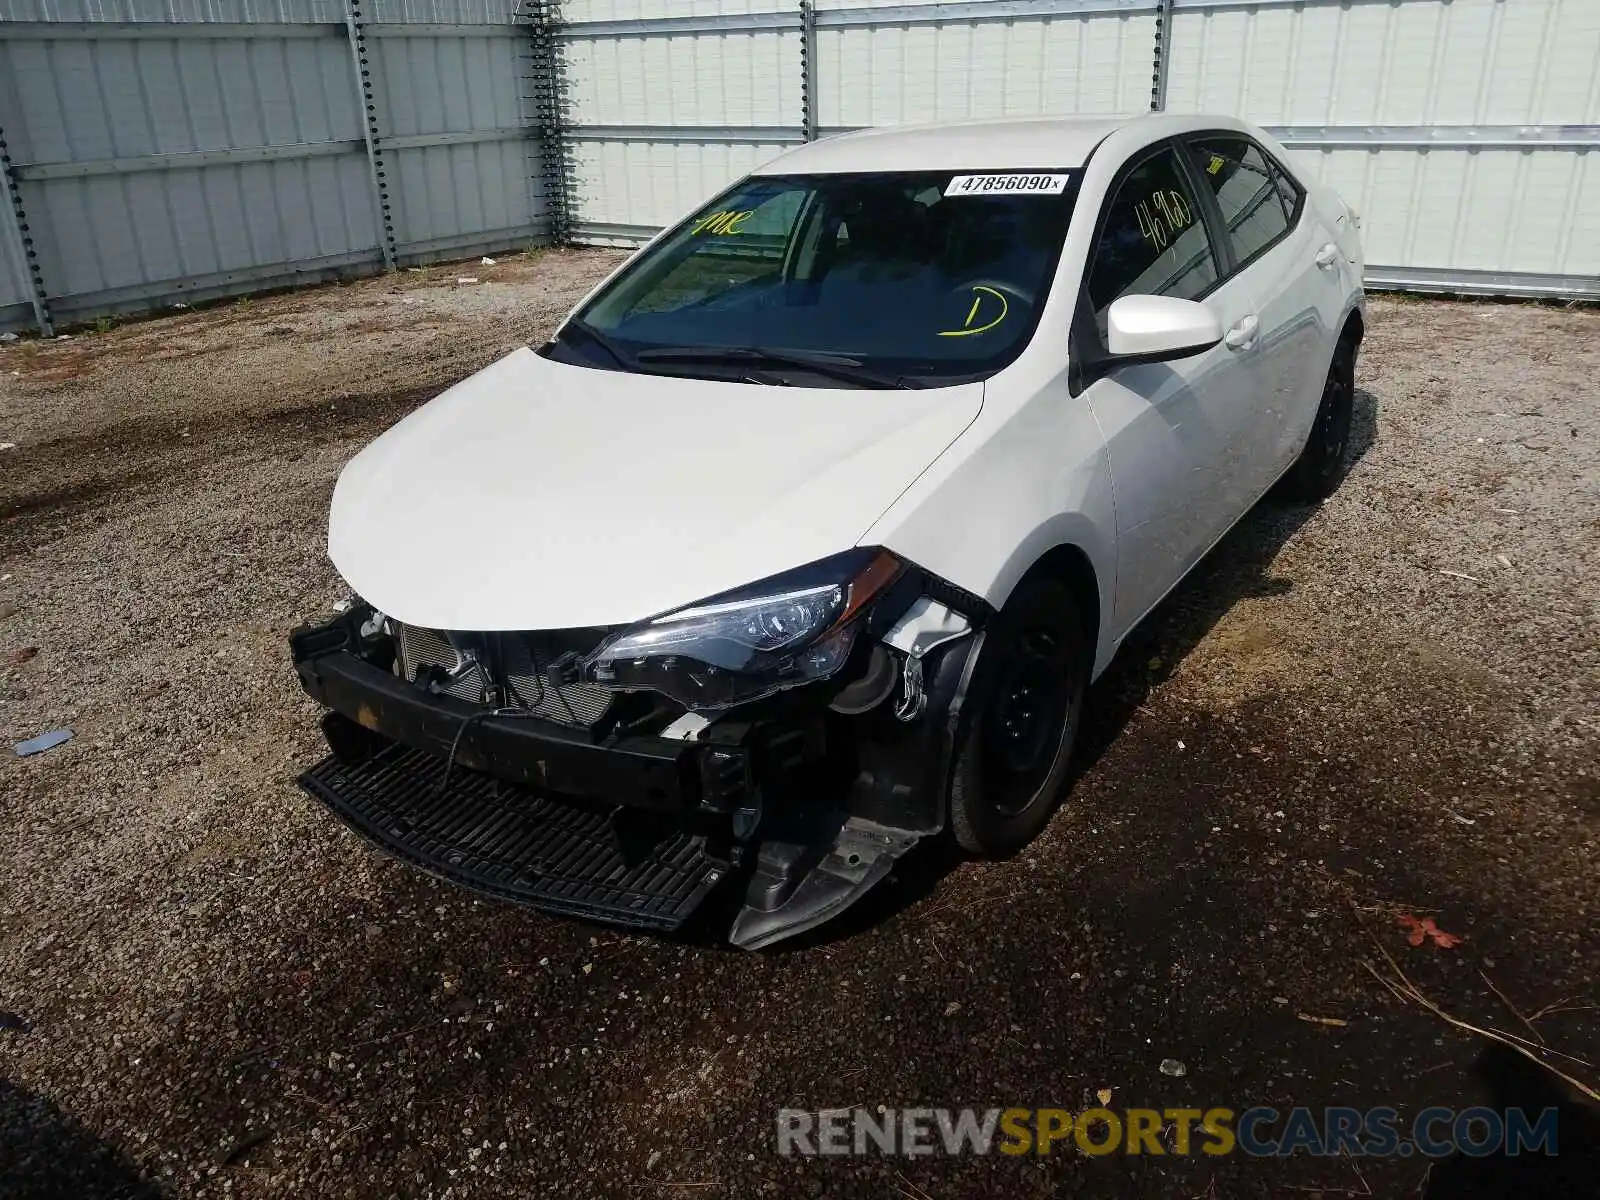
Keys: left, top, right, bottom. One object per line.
{"left": 991, "top": 539, "right": 1108, "bottom": 680}
{"left": 1341, "top": 306, "right": 1365, "bottom": 347}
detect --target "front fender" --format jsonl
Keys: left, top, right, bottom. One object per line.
{"left": 863, "top": 377, "right": 1119, "bottom": 675}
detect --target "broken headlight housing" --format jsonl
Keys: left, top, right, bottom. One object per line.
{"left": 583, "top": 548, "right": 903, "bottom": 712}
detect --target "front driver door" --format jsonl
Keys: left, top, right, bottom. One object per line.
{"left": 1076, "top": 142, "right": 1262, "bottom": 636}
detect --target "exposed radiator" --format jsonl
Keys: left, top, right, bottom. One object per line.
{"left": 392, "top": 623, "right": 615, "bottom": 727}
{"left": 498, "top": 633, "right": 615, "bottom": 726}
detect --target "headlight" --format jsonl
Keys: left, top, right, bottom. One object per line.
{"left": 584, "top": 549, "right": 903, "bottom": 711}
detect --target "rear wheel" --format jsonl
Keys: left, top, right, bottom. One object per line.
{"left": 948, "top": 579, "right": 1087, "bottom": 855}
{"left": 1282, "top": 337, "right": 1357, "bottom": 501}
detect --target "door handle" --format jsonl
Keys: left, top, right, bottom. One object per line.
{"left": 1315, "top": 242, "right": 1341, "bottom": 269}
{"left": 1223, "top": 314, "right": 1259, "bottom": 351}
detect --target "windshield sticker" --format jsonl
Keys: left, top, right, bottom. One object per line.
{"left": 938, "top": 285, "right": 1010, "bottom": 337}
{"left": 1207, "top": 153, "right": 1226, "bottom": 175}
{"left": 944, "top": 174, "right": 1069, "bottom": 197}
{"left": 692, "top": 209, "right": 755, "bottom": 236}
{"left": 1134, "top": 189, "right": 1194, "bottom": 250}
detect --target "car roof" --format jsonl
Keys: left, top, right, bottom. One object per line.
{"left": 752, "top": 113, "right": 1241, "bottom": 176}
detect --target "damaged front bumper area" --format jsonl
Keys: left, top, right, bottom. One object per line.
{"left": 289, "top": 591, "right": 986, "bottom": 949}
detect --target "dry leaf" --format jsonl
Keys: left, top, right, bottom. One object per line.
{"left": 1398, "top": 914, "right": 1464, "bottom": 949}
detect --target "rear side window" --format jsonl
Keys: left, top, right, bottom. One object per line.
{"left": 1185, "top": 137, "right": 1297, "bottom": 267}
{"left": 1087, "top": 147, "right": 1218, "bottom": 317}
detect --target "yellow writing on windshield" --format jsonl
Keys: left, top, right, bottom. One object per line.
{"left": 938, "top": 285, "right": 1010, "bottom": 337}
{"left": 692, "top": 209, "right": 755, "bottom": 236}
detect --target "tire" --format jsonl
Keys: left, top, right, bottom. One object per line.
{"left": 948, "top": 579, "right": 1088, "bottom": 856}
{"left": 1282, "top": 336, "right": 1358, "bottom": 502}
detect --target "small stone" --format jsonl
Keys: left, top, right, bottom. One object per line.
{"left": 943, "top": 1001, "right": 961, "bottom": 1017}
{"left": 1159, "top": 1058, "right": 1187, "bottom": 1078}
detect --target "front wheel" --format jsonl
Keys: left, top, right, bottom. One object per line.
{"left": 1282, "top": 337, "right": 1358, "bottom": 501}
{"left": 948, "top": 579, "right": 1087, "bottom": 856}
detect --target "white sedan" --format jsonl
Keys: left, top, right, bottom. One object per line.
{"left": 291, "top": 113, "right": 1366, "bottom": 948}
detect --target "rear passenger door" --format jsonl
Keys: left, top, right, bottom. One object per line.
{"left": 1181, "top": 135, "right": 1336, "bottom": 480}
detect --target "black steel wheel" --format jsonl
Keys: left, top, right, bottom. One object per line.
{"left": 948, "top": 579, "right": 1087, "bottom": 855}
{"left": 1283, "top": 336, "right": 1358, "bottom": 501}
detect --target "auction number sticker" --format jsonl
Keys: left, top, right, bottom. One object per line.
{"left": 944, "top": 173, "right": 1069, "bottom": 197}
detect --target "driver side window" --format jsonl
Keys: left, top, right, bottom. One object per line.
{"left": 1087, "top": 147, "right": 1218, "bottom": 322}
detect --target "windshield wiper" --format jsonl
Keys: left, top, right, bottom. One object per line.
{"left": 633, "top": 345, "right": 919, "bottom": 389}
{"left": 559, "top": 318, "right": 632, "bottom": 369}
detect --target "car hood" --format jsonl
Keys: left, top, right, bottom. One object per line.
{"left": 329, "top": 348, "right": 983, "bottom": 630}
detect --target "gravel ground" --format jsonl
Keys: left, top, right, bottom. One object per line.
{"left": 1, "top": 255, "right": 1596, "bottom": 1199}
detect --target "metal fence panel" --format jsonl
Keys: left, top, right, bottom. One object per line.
{"left": 0, "top": 197, "right": 32, "bottom": 327}
{"left": 566, "top": 137, "right": 790, "bottom": 242}
{"left": 1295, "top": 145, "right": 1599, "bottom": 289}
{"left": 1164, "top": 0, "right": 1600, "bottom": 294}
{"left": 0, "top": 21, "right": 378, "bottom": 318}
{"left": 4, "top": 0, "right": 1596, "bottom": 330}
{"left": 559, "top": 8, "right": 803, "bottom": 244}
{"left": 563, "top": 29, "right": 801, "bottom": 127}
{"left": 0, "top": 3, "right": 549, "bottom": 330}
{"left": 816, "top": 3, "right": 1158, "bottom": 128}
{"left": 1166, "top": 0, "right": 1600, "bottom": 126}
{"left": 366, "top": 23, "right": 547, "bottom": 258}
{"left": 3, "top": 1, "right": 523, "bottom": 21}
{"left": 560, "top": 1, "right": 797, "bottom": 20}
{"left": 366, "top": 1, "right": 522, "bottom": 22}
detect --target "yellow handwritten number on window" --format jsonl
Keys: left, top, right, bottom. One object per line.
{"left": 1135, "top": 190, "right": 1194, "bottom": 249}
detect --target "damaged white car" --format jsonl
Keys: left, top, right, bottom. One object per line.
{"left": 291, "top": 113, "right": 1365, "bottom": 948}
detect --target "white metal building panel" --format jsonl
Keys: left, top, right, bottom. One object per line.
{"left": 817, "top": 11, "right": 1156, "bottom": 129}
{"left": 1290, "top": 145, "right": 1599, "bottom": 281}
{"left": 0, "top": 208, "right": 34, "bottom": 325}
{"left": 561, "top": 0, "right": 788, "bottom": 20}
{"left": 563, "top": 31, "right": 802, "bottom": 127}
{"left": 567, "top": 138, "right": 786, "bottom": 231}
{"left": 1166, "top": 0, "right": 1599, "bottom": 295}
{"left": 1166, "top": 0, "right": 1600, "bottom": 125}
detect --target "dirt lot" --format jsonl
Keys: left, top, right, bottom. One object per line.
{"left": 1, "top": 253, "right": 1596, "bottom": 1198}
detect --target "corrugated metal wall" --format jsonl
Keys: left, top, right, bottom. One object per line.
{"left": 3, "top": 0, "right": 1596, "bottom": 332}
{"left": 556, "top": 0, "right": 1599, "bottom": 299}
{"left": 1164, "top": 0, "right": 1600, "bottom": 296}
{"left": 0, "top": 0, "right": 549, "bottom": 332}
{"left": 557, "top": 0, "right": 804, "bottom": 243}
{"left": 0, "top": 145, "right": 34, "bottom": 328}
{"left": 814, "top": 1, "right": 1156, "bottom": 127}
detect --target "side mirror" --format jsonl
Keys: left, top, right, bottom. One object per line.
{"left": 1105, "top": 295, "right": 1222, "bottom": 362}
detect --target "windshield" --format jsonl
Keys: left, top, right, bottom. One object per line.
{"left": 559, "top": 170, "right": 1079, "bottom": 386}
